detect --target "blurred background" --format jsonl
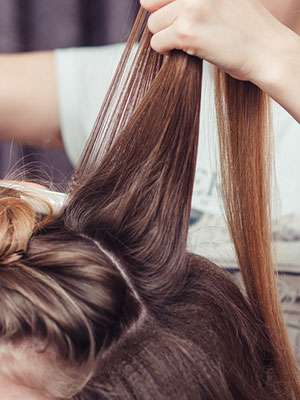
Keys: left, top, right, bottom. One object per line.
{"left": 0, "top": 0, "right": 140, "bottom": 188}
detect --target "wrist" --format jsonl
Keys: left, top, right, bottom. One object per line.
{"left": 253, "top": 28, "right": 300, "bottom": 121}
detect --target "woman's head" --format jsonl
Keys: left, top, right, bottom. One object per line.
{"left": 0, "top": 182, "right": 290, "bottom": 400}
{"left": 0, "top": 204, "right": 283, "bottom": 400}
{"left": 0, "top": 185, "right": 143, "bottom": 398}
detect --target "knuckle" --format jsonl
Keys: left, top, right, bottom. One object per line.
{"left": 140, "top": 0, "right": 155, "bottom": 12}
{"left": 183, "top": 0, "right": 211, "bottom": 21}
{"left": 182, "top": 0, "right": 197, "bottom": 11}
{"left": 174, "top": 18, "right": 192, "bottom": 43}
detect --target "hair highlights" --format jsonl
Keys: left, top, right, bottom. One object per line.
{"left": 0, "top": 6, "right": 298, "bottom": 399}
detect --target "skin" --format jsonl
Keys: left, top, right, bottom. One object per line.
{"left": 141, "top": 0, "right": 300, "bottom": 123}
{"left": 0, "top": 375, "right": 49, "bottom": 400}
{"left": 0, "top": 52, "right": 62, "bottom": 149}
{"left": 3, "top": 180, "right": 48, "bottom": 190}
{"left": 260, "top": 0, "right": 300, "bottom": 30}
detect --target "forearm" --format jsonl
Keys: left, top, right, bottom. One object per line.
{"left": 0, "top": 52, "right": 63, "bottom": 148}
{"left": 254, "top": 29, "right": 300, "bottom": 123}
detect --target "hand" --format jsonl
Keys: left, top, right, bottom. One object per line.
{"left": 140, "top": 0, "right": 293, "bottom": 84}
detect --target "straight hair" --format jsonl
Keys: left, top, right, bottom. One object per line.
{"left": 71, "top": 8, "right": 300, "bottom": 395}
{"left": 0, "top": 6, "right": 299, "bottom": 399}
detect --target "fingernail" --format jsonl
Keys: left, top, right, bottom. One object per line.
{"left": 186, "top": 49, "right": 196, "bottom": 56}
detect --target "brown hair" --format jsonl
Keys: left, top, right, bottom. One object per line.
{"left": 0, "top": 6, "right": 299, "bottom": 399}
{"left": 215, "top": 72, "right": 300, "bottom": 397}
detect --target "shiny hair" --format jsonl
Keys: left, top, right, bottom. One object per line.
{"left": 0, "top": 7, "right": 299, "bottom": 400}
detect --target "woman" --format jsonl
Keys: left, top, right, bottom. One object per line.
{"left": 0, "top": 5, "right": 299, "bottom": 400}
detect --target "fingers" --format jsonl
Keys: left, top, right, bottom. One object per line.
{"left": 140, "top": 0, "right": 174, "bottom": 13}
{"left": 143, "top": 0, "right": 199, "bottom": 56}
{"left": 148, "top": 1, "right": 178, "bottom": 34}
{"left": 150, "top": 24, "right": 180, "bottom": 54}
